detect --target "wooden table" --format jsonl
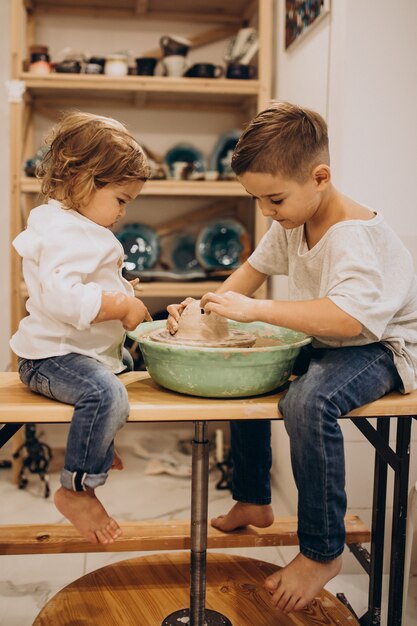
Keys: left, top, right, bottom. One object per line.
{"left": 0, "top": 371, "right": 415, "bottom": 625}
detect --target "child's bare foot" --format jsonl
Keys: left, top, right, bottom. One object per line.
{"left": 54, "top": 486, "right": 122, "bottom": 545}
{"left": 111, "top": 449, "right": 124, "bottom": 470}
{"left": 265, "top": 552, "right": 342, "bottom": 614}
{"left": 211, "top": 502, "right": 274, "bottom": 532}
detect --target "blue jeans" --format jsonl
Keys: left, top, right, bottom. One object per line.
{"left": 18, "top": 350, "right": 133, "bottom": 492}
{"left": 231, "top": 342, "right": 402, "bottom": 562}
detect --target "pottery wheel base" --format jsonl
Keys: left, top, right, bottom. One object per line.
{"left": 148, "top": 328, "right": 257, "bottom": 348}
{"left": 33, "top": 553, "right": 359, "bottom": 626}
{"left": 162, "top": 608, "right": 232, "bottom": 625}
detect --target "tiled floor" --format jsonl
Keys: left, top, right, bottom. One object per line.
{"left": 0, "top": 425, "right": 416, "bottom": 626}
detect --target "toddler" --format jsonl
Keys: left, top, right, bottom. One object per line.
{"left": 11, "top": 111, "right": 152, "bottom": 544}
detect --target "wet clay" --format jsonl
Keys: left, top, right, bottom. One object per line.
{"left": 148, "top": 300, "right": 257, "bottom": 348}
{"left": 253, "top": 337, "right": 284, "bottom": 347}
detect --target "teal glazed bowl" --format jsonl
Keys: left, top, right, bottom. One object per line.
{"left": 129, "top": 320, "right": 311, "bottom": 398}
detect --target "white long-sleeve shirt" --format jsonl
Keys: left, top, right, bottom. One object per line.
{"left": 10, "top": 199, "right": 133, "bottom": 373}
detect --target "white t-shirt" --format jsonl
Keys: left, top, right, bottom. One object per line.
{"left": 248, "top": 212, "right": 417, "bottom": 392}
{"left": 10, "top": 199, "right": 134, "bottom": 373}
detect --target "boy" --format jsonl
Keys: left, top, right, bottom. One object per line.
{"left": 168, "top": 102, "right": 417, "bottom": 613}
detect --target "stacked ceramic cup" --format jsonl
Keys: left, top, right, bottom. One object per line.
{"left": 160, "top": 34, "right": 191, "bottom": 77}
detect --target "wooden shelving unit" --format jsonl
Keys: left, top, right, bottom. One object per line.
{"left": 20, "top": 177, "right": 250, "bottom": 197}
{"left": 9, "top": 0, "right": 273, "bottom": 356}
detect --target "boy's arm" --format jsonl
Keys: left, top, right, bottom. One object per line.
{"left": 166, "top": 262, "right": 267, "bottom": 334}
{"left": 201, "top": 291, "right": 362, "bottom": 339}
{"left": 215, "top": 261, "right": 267, "bottom": 296}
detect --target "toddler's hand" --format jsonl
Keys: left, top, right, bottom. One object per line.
{"left": 129, "top": 277, "right": 143, "bottom": 296}
{"left": 166, "top": 297, "right": 195, "bottom": 334}
{"left": 121, "top": 297, "right": 152, "bottom": 330}
{"left": 201, "top": 291, "right": 259, "bottom": 323}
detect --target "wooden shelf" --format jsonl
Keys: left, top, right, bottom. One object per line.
{"left": 21, "top": 177, "right": 248, "bottom": 197}
{"left": 21, "top": 74, "right": 259, "bottom": 109}
{"left": 28, "top": 0, "right": 255, "bottom": 23}
{"left": 21, "top": 74, "right": 259, "bottom": 96}
{"left": 20, "top": 280, "right": 224, "bottom": 299}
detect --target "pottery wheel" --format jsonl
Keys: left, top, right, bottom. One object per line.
{"left": 148, "top": 327, "right": 256, "bottom": 348}
{"left": 149, "top": 299, "right": 256, "bottom": 348}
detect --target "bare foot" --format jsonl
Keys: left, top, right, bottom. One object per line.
{"left": 111, "top": 449, "right": 124, "bottom": 470}
{"left": 54, "top": 486, "right": 122, "bottom": 545}
{"left": 264, "top": 552, "right": 342, "bottom": 614}
{"left": 211, "top": 502, "right": 274, "bottom": 532}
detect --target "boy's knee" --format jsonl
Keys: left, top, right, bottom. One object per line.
{"left": 280, "top": 383, "right": 325, "bottom": 434}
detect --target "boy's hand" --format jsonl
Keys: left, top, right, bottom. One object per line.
{"left": 201, "top": 291, "right": 259, "bottom": 323}
{"left": 121, "top": 297, "right": 152, "bottom": 330}
{"left": 166, "top": 297, "right": 195, "bottom": 334}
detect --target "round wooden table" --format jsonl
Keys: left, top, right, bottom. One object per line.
{"left": 33, "top": 552, "right": 359, "bottom": 625}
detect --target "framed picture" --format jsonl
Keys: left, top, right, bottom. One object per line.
{"left": 285, "top": 0, "right": 331, "bottom": 50}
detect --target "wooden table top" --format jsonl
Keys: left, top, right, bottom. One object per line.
{"left": 1, "top": 371, "right": 417, "bottom": 424}
{"left": 33, "top": 552, "right": 359, "bottom": 626}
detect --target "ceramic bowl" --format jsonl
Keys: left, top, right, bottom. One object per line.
{"left": 164, "top": 143, "right": 205, "bottom": 178}
{"left": 128, "top": 320, "right": 311, "bottom": 398}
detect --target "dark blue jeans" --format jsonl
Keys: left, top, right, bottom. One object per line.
{"left": 231, "top": 342, "right": 402, "bottom": 562}
{"left": 18, "top": 349, "right": 133, "bottom": 492}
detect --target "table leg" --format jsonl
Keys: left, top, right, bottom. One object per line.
{"left": 366, "top": 418, "right": 390, "bottom": 626}
{"left": 0, "top": 423, "right": 23, "bottom": 449}
{"left": 162, "top": 421, "right": 232, "bottom": 626}
{"left": 353, "top": 415, "right": 414, "bottom": 626}
{"left": 387, "top": 416, "right": 412, "bottom": 626}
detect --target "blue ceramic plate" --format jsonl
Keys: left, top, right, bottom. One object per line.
{"left": 116, "top": 223, "right": 160, "bottom": 273}
{"left": 170, "top": 234, "right": 201, "bottom": 272}
{"left": 209, "top": 130, "right": 241, "bottom": 176}
{"left": 164, "top": 143, "right": 205, "bottom": 177}
{"left": 196, "top": 219, "right": 248, "bottom": 270}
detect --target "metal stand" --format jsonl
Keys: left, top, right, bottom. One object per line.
{"left": 352, "top": 416, "right": 413, "bottom": 626}
{"left": 13, "top": 424, "right": 53, "bottom": 497}
{"left": 161, "top": 421, "right": 232, "bottom": 626}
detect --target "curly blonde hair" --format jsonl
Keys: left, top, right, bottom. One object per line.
{"left": 37, "top": 111, "right": 150, "bottom": 210}
{"left": 232, "top": 101, "right": 330, "bottom": 183}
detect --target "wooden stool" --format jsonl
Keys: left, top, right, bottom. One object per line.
{"left": 33, "top": 552, "right": 359, "bottom": 626}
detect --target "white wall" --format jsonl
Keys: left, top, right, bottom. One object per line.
{"left": 271, "top": 0, "right": 417, "bottom": 574}
{"left": 0, "top": 0, "right": 11, "bottom": 371}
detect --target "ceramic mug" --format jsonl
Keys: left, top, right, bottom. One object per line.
{"left": 162, "top": 55, "right": 188, "bottom": 77}
{"left": 105, "top": 54, "right": 128, "bottom": 76}
{"left": 160, "top": 34, "right": 191, "bottom": 57}
{"left": 136, "top": 57, "right": 158, "bottom": 76}
{"left": 185, "top": 63, "right": 223, "bottom": 78}
{"left": 172, "top": 161, "right": 194, "bottom": 180}
{"left": 226, "top": 63, "right": 257, "bottom": 80}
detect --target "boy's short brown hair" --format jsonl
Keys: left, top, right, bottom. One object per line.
{"left": 38, "top": 111, "right": 150, "bottom": 211}
{"left": 231, "top": 101, "right": 330, "bottom": 183}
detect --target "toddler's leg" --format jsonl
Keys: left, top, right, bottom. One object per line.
{"left": 265, "top": 343, "right": 401, "bottom": 613}
{"left": 20, "top": 353, "right": 130, "bottom": 544}
{"left": 211, "top": 420, "right": 274, "bottom": 531}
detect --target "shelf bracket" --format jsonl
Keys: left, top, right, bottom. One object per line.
{"left": 6, "top": 80, "right": 26, "bottom": 104}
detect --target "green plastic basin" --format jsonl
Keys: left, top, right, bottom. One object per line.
{"left": 128, "top": 320, "right": 311, "bottom": 398}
